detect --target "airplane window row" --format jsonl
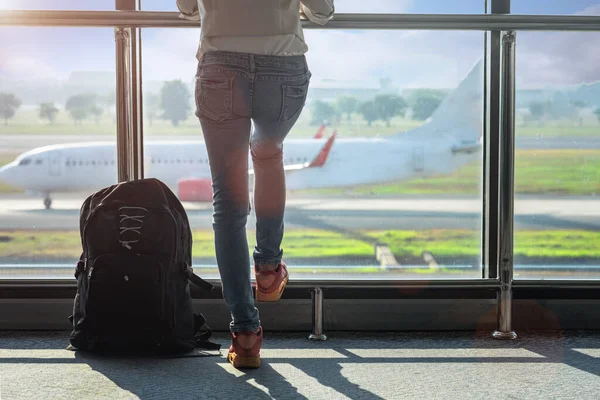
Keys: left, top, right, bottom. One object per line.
{"left": 65, "top": 160, "right": 115, "bottom": 167}
{"left": 61, "top": 157, "right": 310, "bottom": 167}
{"left": 289, "top": 157, "right": 309, "bottom": 164}
{"left": 152, "top": 159, "right": 208, "bottom": 164}
{"left": 63, "top": 159, "right": 210, "bottom": 166}
{"left": 18, "top": 158, "right": 43, "bottom": 166}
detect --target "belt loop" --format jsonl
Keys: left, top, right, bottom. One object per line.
{"left": 249, "top": 54, "right": 256, "bottom": 73}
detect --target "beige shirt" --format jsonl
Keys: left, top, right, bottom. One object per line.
{"left": 176, "top": 0, "right": 334, "bottom": 60}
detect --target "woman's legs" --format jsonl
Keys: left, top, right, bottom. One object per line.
{"left": 250, "top": 55, "right": 311, "bottom": 284}
{"left": 195, "top": 57, "right": 260, "bottom": 334}
{"left": 200, "top": 116, "right": 260, "bottom": 333}
{"left": 194, "top": 51, "right": 310, "bottom": 368}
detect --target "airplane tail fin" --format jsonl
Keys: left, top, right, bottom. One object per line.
{"left": 314, "top": 124, "right": 326, "bottom": 139}
{"left": 392, "top": 59, "right": 484, "bottom": 143}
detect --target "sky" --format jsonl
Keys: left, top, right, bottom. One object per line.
{"left": 1, "top": 0, "right": 600, "bottom": 93}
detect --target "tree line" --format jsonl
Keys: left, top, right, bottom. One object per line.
{"left": 4, "top": 84, "right": 600, "bottom": 128}
{"left": 0, "top": 92, "right": 113, "bottom": 126}
{"left": 310, "top": 89, "right": 448, "bottom": 127}
{"left": 0, "top": 80, "right": 193, "bottom": 127}
{"left": 528, "top": 99, "right": 600, "bottom": 125}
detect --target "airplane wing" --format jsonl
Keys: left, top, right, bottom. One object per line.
{"left": 249, "top": 131, "right": 336, "bottom": 176}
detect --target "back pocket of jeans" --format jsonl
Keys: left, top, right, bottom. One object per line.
{"left": 195, "top": 76, "right": 233, "bottom": 123}
{"left": 278, "top": 80, "right": 309, "bottom": 123}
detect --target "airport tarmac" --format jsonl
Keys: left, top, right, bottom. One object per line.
{"left": 1, "top": 134, "right": 600, "bottom": 156}
{"left": 1, "top": 194, "right": 599, "bottom": 231}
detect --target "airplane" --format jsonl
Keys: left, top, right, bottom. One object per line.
{"left": 0, "top": 59, "right": 484, "bottom": 209}
{"left": 314, "top": 124, "right": 326, "bottom": 139}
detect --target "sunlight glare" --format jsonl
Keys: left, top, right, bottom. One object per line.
{"left": 0, "top": 1, "right": 19, "bottom": 10}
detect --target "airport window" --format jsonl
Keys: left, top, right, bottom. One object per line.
{"left": 140, "top": 22, "right": 486, "bottom": 281}
{"left": 513, "top": 30, "right": 600, "bottom": 280}
{"left": 3, "top": 0, "right": 600, "bottom": 343}
{"left": 0, "top": 25, "right": 117, "bottom": 278}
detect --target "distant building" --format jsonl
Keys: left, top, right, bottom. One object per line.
{"left": 307, "top": 77, "right": 398, "bottom": 102}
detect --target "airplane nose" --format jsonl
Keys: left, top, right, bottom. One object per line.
{"left": 0, "top": 163, "right": 16, "bottom": 186}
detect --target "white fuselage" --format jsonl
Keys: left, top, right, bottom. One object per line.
{"left": 0, "top": 135, "right": 479, "bottom": 195}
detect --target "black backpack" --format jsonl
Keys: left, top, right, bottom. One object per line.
{"left": 68, "top": 177, "right": 221, "bottom": 355}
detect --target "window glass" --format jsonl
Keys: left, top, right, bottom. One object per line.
{"left": 141, "top": 26, "right": 486, "bottom": 280}
{"left": 511, "top": 1, "right": 600, "bottom": 15}
{"left": 0, "top": 27, "right": 117, "bottom": 279}
{"left": 0, "top": 0, "right": 117, "bottom": 10}
{"left": 513, "top": 29, "right": 600, "bottom": 279}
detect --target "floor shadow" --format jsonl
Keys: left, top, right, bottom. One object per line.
{"left": 519, "top": 330, "right": 600, "bottom": 377}
{"left": 71, "top": 350, "right": 301, "bottom": 400}
{"left": 2, "top": 330, "right": 600, "bottom": 398}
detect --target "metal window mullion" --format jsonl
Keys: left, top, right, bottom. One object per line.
{"left": 484, "top": 0, "right": 510, "bottom": 280}
{"left": 115, "top": 0, "right": 142, "bottom": 183}
{"left": 115, "top": 27, "right": 133, "bottom": 183}
{"left": 494, "top": 29, "right": 517, "bottom": 340}
{"left": 131, "top": 25, "right": 144, "bottom": 180}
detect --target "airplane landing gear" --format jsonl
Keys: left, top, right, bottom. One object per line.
{"left": 44, "top": 195, "right": 52, "bottom": 210}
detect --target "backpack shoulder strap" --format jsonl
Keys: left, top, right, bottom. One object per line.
{"left": 193, "top": 313, "right": 222, "bottom": 351}
{"left": 185, "top": 265, "right": 214, "bottom": 291}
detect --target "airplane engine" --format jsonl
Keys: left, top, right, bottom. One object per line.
{"left": 177, "top": 178, "right": 213, "bottom": 202}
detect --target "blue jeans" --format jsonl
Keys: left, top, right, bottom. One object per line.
{"left": 194, "top": 51, "right": 311, "bottom": 332}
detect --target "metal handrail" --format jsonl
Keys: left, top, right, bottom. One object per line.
{"left": 1, "top": 10, "right": 600, "bottom": 30}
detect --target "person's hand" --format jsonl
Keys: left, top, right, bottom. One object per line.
{"left": 179, "top": 12, "right": 199, "bottom": 21}
{"left": 299, "top": 4, "right": 307, "bottom": 20}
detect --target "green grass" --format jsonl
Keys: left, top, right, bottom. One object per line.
{"left": 1, "top": 228, "right": 598, "bottom": 263}
{"left": 301, "top": 149, "right": 600, "bottom": 196}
